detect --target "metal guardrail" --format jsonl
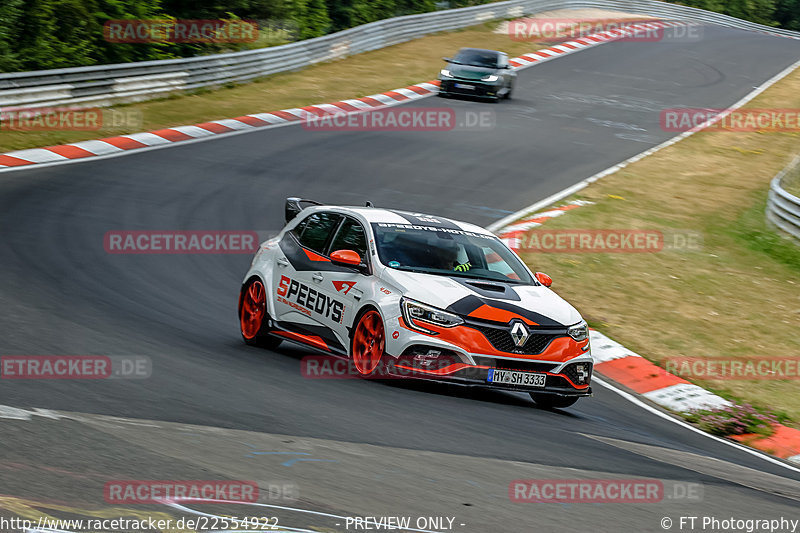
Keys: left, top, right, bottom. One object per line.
{"left": 766, "top": 157, "right": 800, "bottom": 242}
{"left": 1, "top": 0, "right": 798, "bottom": 108}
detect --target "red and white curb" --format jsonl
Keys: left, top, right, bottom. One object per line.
{"left": 494, "top": 201, "right": 730, "bottom": 413}
{"left": 0, "top": 20, "right": 684, "bottom": 172}
{"left": 496, "top": 200, "right": 593, "bottom": 249}
{"left": 492, "top": 203, "right": 800, "bottom": 464}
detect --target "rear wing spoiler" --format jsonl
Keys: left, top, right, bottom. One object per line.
{"left": 284, "top": 197, "right": 375, "bottom": 223}
{"left": 285, "top": 197, "right": 324, "bottom": 223}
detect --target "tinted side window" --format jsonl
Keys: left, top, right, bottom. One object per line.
{"left": 296, "top": 212, "right": 342, "bottom": 253}
{"left": 291, "top": 217, "right": 309, "bottom": 238}
{"left": 329, "top": 218, "right": 367, "bottom": 260}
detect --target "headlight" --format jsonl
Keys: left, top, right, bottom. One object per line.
{"left": 440, "top": 69, "right": 453, "bottom": 78}
{"left": 567, "top": 321, "right": 589, "bottom": 342}
{"left": 401, "top": 298, "right": 463, "bottom": 334}
{"left": 481, "top": 74, "right": 499, "bottom": 82}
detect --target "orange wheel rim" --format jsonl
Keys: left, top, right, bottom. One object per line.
{"left": 240, "top": 280, "right": 266, "bottom": 339}
{"left": 352, "top": 311, "right": 384, "bottom": 375}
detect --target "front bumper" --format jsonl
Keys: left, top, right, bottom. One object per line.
{"left": 386, "top": 353, "right": 593, "bottom": 396}
{"left": 439, "top": 78, "right": 501, "bottom": 99}
{"left": 383, "top": 313, "right": 592, "bottom": 396}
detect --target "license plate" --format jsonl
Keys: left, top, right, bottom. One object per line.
{"left": 487, "top": 369, "right": 546, "bottom": 388}
{"left": 454, "top": 83, "right": 474, "bottom": 89}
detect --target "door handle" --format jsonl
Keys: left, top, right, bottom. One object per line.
{"left": 312, "top": 273, "right": 324, "bottom": 283}
{"left": 277, "top": 257, "right": 289, "bottom": 267}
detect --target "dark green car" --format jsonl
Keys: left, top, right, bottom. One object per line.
{"left": 438, "top": 48, "right": 516, "bottom": 102}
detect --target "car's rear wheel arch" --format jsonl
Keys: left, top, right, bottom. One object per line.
{"left": 239, "top": 275, "right": 264, "bottom": 314}
{"left": 239, "top": 275, "right": 280, "bottom": 348}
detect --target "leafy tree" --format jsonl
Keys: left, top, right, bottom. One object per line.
{"left": 775, "top": 0, "right": 800, "bottom": 29}
{"left": 90, "top": 0, "right": 176, "bottom": 65}
{"left": 672, "top": 0, "right": 779, "bottom": 26}
{"left": 288, "top": 0, "right": 330, "bottom": 39}
{"left": 0, "top": 0, "right": 25, "bottom": 71}
{"left": 724, "top": 0, "right": 777, "bottom": 25}
{"left": 397, "top": 0, "right": 438, "bottom": 15}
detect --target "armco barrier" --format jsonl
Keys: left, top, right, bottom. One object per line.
{"left": 1, "top": 0, "right": 798, "bottom": 108}
{"left": 766, "top": 156, "right": 800, "bottom": 241}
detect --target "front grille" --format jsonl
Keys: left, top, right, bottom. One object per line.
{"left": 440, "top": 80, "right": 494, "bottom": 97}
{"left": 473, "top": 356, "right": 557, "bottom": 372}
{"left": 469, "top": 322, "right": 565, "bottom": 355}
{"left": 562, "top": 362, "right": 593, "bottom": 386}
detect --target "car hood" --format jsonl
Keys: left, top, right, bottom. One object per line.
{"left": 446, "top": 64, "right": 497, "bottom": 80}
{"left": 380, "top": 268, "right": 582, "bottom": 327}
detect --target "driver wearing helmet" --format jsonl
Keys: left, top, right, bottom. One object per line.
{"left": 428, "top": 236, "right": 471, "bottom": 272}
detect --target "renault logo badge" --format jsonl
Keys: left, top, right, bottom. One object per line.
{"left": 510, "top": 322, "right": 529, "bottom": 347}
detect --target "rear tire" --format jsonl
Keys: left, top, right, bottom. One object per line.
{"left": 240, "top": 278, "right": 281, "bottom": 349}
{"left": 530, "top": 393, "right": 579, "bottom": 409}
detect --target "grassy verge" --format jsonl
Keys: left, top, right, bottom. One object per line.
{"left": 516, "top": 67, "right": 800, "bottom": 427}
{"left": 0, "top": 21, "right": 544, "bottom": 153}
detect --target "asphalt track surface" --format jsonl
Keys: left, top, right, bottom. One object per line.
{"left": 1, "top": 24, "right": 800, "bottom": 533}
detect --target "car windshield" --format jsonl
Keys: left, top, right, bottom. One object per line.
{"left": 372, "top": 223, "right": 534, "bottom": 284}
{"left": 452, "top": 49, "right": 499, "bottom": 68}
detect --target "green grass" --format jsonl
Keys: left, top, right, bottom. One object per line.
{"left": 516, "top": 66, "right": 800, "bottom": 426}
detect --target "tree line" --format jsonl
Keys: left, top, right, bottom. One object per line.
{"left": 0, "top": 0, "right": 797, "bottom": 73}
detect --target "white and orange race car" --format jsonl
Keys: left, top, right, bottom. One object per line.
{"left": 239, "top": 198, "right": 592, "bottom": 408}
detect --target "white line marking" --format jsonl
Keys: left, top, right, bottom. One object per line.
{"left": 167, "top": 499, "right": 443, "bottom": 533}
{"left": 488, "top": 56, "right": 800, "bottom": 233}
{"left": 593, "top": 377, "right": 800, "bottom": 474}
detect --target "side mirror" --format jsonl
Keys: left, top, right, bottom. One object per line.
{"left": 535, "top": 272, "right": 552, "bottom": 287}
{"left": 330, "top": 249, "right": 361, "bottom": 267}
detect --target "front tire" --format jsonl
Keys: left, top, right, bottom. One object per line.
{"left": 351, "top": 309, "right": 385, "bottom": 376}
{"left": 240, "top": 279, "right": 281, "bottom": 349}
{"left": 530, "top": 393, "right": 579, "bottom": 409}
